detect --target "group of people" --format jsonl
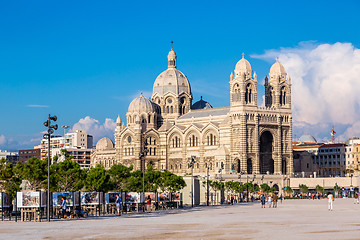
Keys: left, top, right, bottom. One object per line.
{"left": 260, "top": 193, "right": 283, "bottom": 208}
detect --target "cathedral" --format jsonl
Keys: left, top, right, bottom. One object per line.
{"left": 91, "top": 47, "right": 293, "bottom": 176}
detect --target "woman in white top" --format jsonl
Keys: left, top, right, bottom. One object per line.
{"left": 327, "top": 192, "right": 334, "bottom": 211}
{"left": 268, "top": 194, "right": 272, "bottom": 208}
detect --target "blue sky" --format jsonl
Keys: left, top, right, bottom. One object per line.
{"left": 0, "top": 0, "right": 359, "bottom": 150}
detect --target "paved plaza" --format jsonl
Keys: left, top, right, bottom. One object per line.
{"left": 1, "top": 198, "right": 360, "bottom": 240}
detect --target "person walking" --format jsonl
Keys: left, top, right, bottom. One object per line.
{"left": 60, "top": 196, "right": 67, "bottom": 218}
{"left": 116, "top": 194, "right": 122, "bottom": 216}
{"left": 260, "top": 194, "right": 266, "bottom": 208}
{"left": 279, "top": 194, "right": 283, "bottom": 204}
{"left": 328, "top": 192, "right": 334, "bottom": 211}
{"left": 268, "top": 194, "right": 272, "bottom": 208}
{"left": 146, "top": 195, "right": 152, "bottom": 213}
{"left": 272, "top": 193, "right": 278, "bottom": 208}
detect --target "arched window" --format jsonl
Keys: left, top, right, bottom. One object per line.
{"left": 245, "top": 83, "right": 252, "bottom": 104}
{"left": 280, "top": 86, "right": 287, "bottom": 105}
{"left": 233, "top": 83, "right": 240, "bottom": 102}
{"left": 166, "top": 106, "right": 169, "bottom": 113}
{"left": 170, "top": 106, "right": 173, "bottom": 113}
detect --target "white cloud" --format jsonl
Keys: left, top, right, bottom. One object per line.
{"left": 0, "top": 135, "right": 6, "bottom": 145}
{"left": 252, "top": 42, "right": 360, "bottom": 141}
{"left": 71, "top": 116, "right": 116, "bottom": 142}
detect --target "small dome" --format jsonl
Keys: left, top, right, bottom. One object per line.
{"left": 299, "top": 134, "right": 317, "bottom": 143}
{"left": 192, "top": 96, "right": 213, "bottom": 109}
{"left": 234, "top": 53, "right": 252, "bottom": 75}
{"left": 96, "top": 137, "right": 114, "bottom": 150}
{"left": 128, "top": 93, "right": 155, "bottom": 113}
{"left": 270, "top": 58, "right": 286, "bottom": 76}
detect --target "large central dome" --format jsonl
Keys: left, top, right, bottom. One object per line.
{"left": 152, "top": 47, "right": 191, "bottom": 98}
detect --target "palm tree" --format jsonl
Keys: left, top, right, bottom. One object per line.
{"left": 333, "top": 184, "right": 341, "bottom": 198}
{"left": 299, "top": 184, "right": 309, "bottom": 198}
{"left": 283, "top": 186, "right": 293, "bottom": 197}
{"left": 315, "top": 185, "right": 324, "bottom": 195}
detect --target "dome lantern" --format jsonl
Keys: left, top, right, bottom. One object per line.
{"left": 168, "top": 47, "right": 177, "bottom": 68}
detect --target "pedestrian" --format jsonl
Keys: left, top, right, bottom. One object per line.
{"left": 116, "top": 194, "right": 122, "bottom": 216}
{"left": 327, "top": 192, "right": 334, "bottom": 211}
{"left": 146, "top": 195, "right": 152, "bottom": 213}
{"left": 60, "top": 196, "right": 67, "bottom": 218}
{"left": 260, "top": 194, "right": 266, "bottom": 208}
{"left": 268, "top": 194, "right": 272, "bottom": 208}
{"left": 272, "top": 193, "right": 278, "bottom": 208}
{"left": 280, "top": 194, "right": 283, "bottom": 204}
{"left": 231, "top": 195, "right": 234, "bottom": 205}
{"left": 354, "top": 192, "right": 358, "bottom": 204}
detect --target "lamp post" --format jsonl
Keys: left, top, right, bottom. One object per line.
{"left": 206, "top": 167, "right": 209, "bottom": 206}
{"left": 139, "top": 136, "right": 148, "bottom": 211}
{"left": 246, "top": 175, "right": 249, "bottom": 202}
{"left": 61, "top": 125, "right": 70, "bottom": 149}
{"left": 350, "top": 174, "right": 354, "bottom": 198}
{"left": 43, "top": 114, "right": 58, "bottom": 222}
{"left": 188, "top": 156, "right": 196, "bottom": 208}
{"left": 238, "top": 171, "right": 244, "bottom": 202}
{"left": 218, "top": 162, "right": 224, "bottom": 204}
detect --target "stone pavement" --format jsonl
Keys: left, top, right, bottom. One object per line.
{"left": 1, "top": 198, "right": 360, "bottom": 240}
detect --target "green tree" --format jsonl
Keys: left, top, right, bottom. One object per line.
{"left": 299, "top": 184, "right": 309, "bottom": 198}
{"left": 144, "top": 164, "right": 162, "bottom": 192}
{"left": 51, "top": 159, "right": 85, "bottom": 192}
{"left": 16, "top": 157, "right": 47, "bottom": 190}
{"left": 315, "top": 185, "right": 324, "bottom": 194}
{"left": 333, "top": 184, "right": 341, "bottom": 198}
{"left": 126, "top": 170, "right": 143, "bottom": 192}
{"left": 260, "top": 183, "right": 270, "bottom": 193}
{"left": 283, "top": 186, "right": 293, "bottom": 197}
{"left": 160, "top": 170, "right": 186, "bottom": 192}
{"left": 108, "top": 163, "right": 132, "bottom": 191}
{"left": 0, "top": 158, "right": 21, "bottom": 197}
{"left": 84, "top": 165, "right": 111, "bottom": 192}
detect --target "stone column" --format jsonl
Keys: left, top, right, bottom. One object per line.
{"left": 253, "top": 113, "right": 260, "bottom": 174}
{"left": 274, "top": 114, "right": 282, "bottom": 174}
{"left": 288, "top": 116, "right": 294, "bottom": 176}
{"left": 240, "top": 113, "right": 247, "bottom": 172}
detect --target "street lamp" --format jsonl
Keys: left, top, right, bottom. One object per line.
{"left": 218, "top": 162, "right": 224, "bottom": 204}
{"left": 238, "top": 170, "right": 244, "bottom": 202}
{"left": 206, "top": 167, "right": 209, "bottom": 206}
{"left": 139, "top": 136, "right": 148, "bottom": 211}
{"left": 61, "top": 125, "right": 70, "bottom": 149}
{"left": 350, "top": 174, "right": 354, "bottom": 198}
{"left": 188, "top": 156, "right": 196, "bottom": 208}
{"left": 43, "top": 114, "right": 58, "bottom": 222}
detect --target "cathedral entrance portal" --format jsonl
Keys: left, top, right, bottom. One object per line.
{"left": 247, "top": 158, "right": 252, "bottom": 174}
{"left": 260, "top": 131, "right": 274, "bottom": 174}
{"left": 282, "top": 159, "right": 287, "bottom": 175}
{"left": 236, "top": 159, "right": 241, "bottom": 173}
